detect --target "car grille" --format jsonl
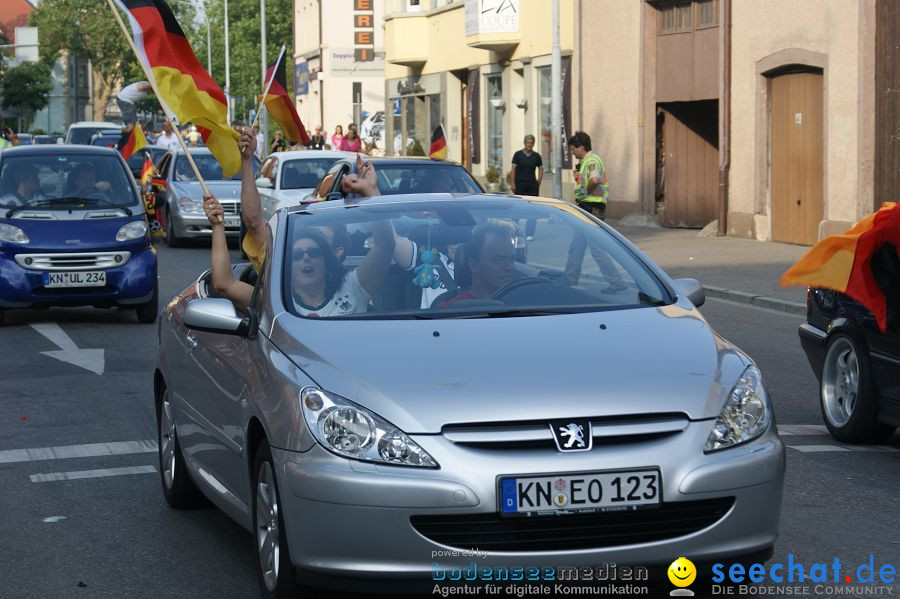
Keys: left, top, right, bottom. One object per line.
{"left": 15, "top": 252, "right": 131, "bottom": 271}
{"left": 410, "top": 497, "right": 735, "bottom": 551}
{"left": 222, "top": 202, "right": 239, "bottom": 214}
{"left": 33, "top": 285, "right": 117, "bottom": 296}
{"left": 442, "top": 413, "right": 690, "bottom": 450}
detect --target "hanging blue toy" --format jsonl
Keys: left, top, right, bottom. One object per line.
{"left": 413, "top": 248, "right": 442, "bottom": 289}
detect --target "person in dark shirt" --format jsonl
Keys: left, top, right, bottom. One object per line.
{"left": 308, "top": 125, "right": 326, "bottom": 150}
{"left": 511, "top": 134, "right": 543, "bottom": 239}
{"left": 270, "top": 130, "right": 287, "bottom": 153}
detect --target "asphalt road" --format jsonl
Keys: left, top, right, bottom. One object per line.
{"left": 0, "top": 242, "right": 897, "bottom": 599}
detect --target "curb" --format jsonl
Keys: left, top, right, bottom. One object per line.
{"left": 704, "top": 285, "right": 806, "bottom": 315}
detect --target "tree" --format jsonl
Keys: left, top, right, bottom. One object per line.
{"left": 1, "top": 61, "right": 53, "bottom": 130}
{"left": 30, "top": 0, "right": 202, "bottom": 123}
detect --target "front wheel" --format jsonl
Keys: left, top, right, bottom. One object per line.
{"left": 820, "top": 334, "right": 894, "bottom": 443}
{"left": 253, "top": 440, "right": 300, "bottom": 599}
{"left": 135, "top": 285, "right": 159, "bottom": 323}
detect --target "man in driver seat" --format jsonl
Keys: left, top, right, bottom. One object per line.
{"left": 438, "top": 222, "right": 516, "bottom": 308}
{"left": 0, "top": 164, "right": 45, "bottom": 207}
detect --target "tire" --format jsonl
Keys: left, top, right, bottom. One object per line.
{"left": 820, "top": 333, "right": 894, "bottom": 443}
{"left": 135, "top": 284, "right": 159, "bottom": 324}
{"left": 166, "top": 210, "right": 183, "bottom": 248}
{"left": 157, "top": 384, "right": 204, "bottom": 508}
{"left": 253, "top": 440, "right": 300, "bottom": 599}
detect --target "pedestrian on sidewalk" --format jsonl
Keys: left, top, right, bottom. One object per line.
{"left": 568, "top": 131, "right": 609, "bottom": 219}
{"left": 564, "top": 131, "right": 624, "bottom": 292}
{"left": 511, "top": 134, "right": 543, "bottom": 240}
{"left": 308, "top": 126, "right": 326, "bottom": 150}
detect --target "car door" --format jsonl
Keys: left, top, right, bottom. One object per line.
{"left": 179, "top": 285, "right": 256, "bottom": 501}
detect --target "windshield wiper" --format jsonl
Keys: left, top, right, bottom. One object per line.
{"left": 424, "top": 307, "right": 577, "bottom": 319}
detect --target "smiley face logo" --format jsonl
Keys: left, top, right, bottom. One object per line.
{"left": 668, "top": 557, "right": 696, "bottom": 588}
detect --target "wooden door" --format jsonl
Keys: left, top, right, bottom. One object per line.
{"left": 658, "top": 101, "right": 719, "bottom": 228}
{"left": 770, "top": 71, "right": 824, "bottom": 245}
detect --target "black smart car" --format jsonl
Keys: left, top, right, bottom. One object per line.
{"left": 799, "top": 286, "right": 899, "bottom": 443}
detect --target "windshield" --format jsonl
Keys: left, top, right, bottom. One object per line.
{"left": 174, "top": 153, "right": 257, "bottom": 181}
{"left": 373, "top": 164, "right": 484, "bottom": 194}
{"left": 67, "top": 127, "right": 119, "bottom": 145}
{"left": 0, "top": 153, "right": 139, "bottom": 211}
{"left": 282, "top": 199, "right": 672, "bottom": 320}
{"left": 281, "top": 158, "right": 342, "bottom": 189}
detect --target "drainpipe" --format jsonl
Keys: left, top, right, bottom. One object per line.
{"left": 717, "top": 0, "right": 731, "bottom": 236}
{"left": 318, "top": 0, "right": 324, "bottom": 129}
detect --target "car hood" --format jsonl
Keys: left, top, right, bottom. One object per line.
{"left": 171, "top": 180, "right": 242, "bottom": 200}
{"left": 269, "top": 303, "right": 751, "bottom": 433}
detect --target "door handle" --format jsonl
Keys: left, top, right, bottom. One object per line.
{"left": 186, "top": 333, "right": 198, "bottom": 350}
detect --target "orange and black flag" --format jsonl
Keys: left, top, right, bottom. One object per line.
{"left": 780, "top": 202, "right": 900, "bottom": 332}
{"left": 113, "top": 0, "right": 240, "bottom": 176}
{"left": 429, "top": 124, "right": 447, "bottom": 160}
{"left": 262, "top": 58, "right": 309, "bottom": 145}
{"left": 117, "top": 123, "right": 148, "bottom": 160}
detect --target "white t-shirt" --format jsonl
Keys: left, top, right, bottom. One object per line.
{"left": 156, "top": 132, "right": 181, "bottom": 151}
{"left": 255, "top": 133, "right": 265, "bottom": 159}
{"left": 117, "top": 82, "right": 150, "bottom": 104}
{"left": 292, "top": 270, "right": 371, "bottom": 317}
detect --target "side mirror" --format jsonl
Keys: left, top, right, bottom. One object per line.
{"left": 673, "top": 278, "right": 705, "bottom": 308}
{"left": 184, "top": 298, "right": 251, "bottom": 336}
{"left": 255, "top": 177, "right": 273, "bottom": 189}
{"left": 325, "top": 191, "right": 343, "bottom": 201}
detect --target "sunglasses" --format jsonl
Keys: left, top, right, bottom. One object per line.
{"left": 293, "top": 247, "right": 324, "bottom": 261}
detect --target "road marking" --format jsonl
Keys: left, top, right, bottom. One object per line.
{"left": 30, "top": 322, "right": 106, "bottom": 375}
{"left": 42, "top": 516, "right": 67, "bottom": 523}
{"left": 789, "top": 444, "right": 899, "bottom": 453}
{"left": 0, "top": 440, "right": 157, "bottom": 464}
{"left": 30, "top": 465, "right": 156, "bottom": 483}
{"left": 777, "top": 424, "right": 830, "bottom": 436}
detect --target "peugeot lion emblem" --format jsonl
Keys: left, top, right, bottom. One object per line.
{"left": 549, "top": 419, "right": 593, "bottom": 452}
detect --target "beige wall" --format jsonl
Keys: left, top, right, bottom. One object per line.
{"left": 576, "top": 0, "right": 643, "bottom": 218}
{"left": 293, "top": 0, "right": 386, "bottom": 140}
{"left": 730, "top": 0, "right": 863, "bottom": 239}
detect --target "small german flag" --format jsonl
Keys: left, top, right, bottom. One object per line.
{"left": 262, "top": 56, "right": 309, "bottom": 145}
{"left": 118, "top": 123, "right": 148, "bottom": 160}
{"left": 429, "top": 125, "right": 447, "bottom": 160}
{"left": 781, "top": 201, "right": 900, "bottom": 332}
{"left": 140, "top": 154, "right": 155, "bottom": 185}
{"left": 113, "top": 0, "right": 240, "bottom": 176}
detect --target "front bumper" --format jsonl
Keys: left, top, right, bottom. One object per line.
{"left": 171, "top": 211, "right": 240, "bottom": 239}
{"left": 798, "top": 323, "right": 828, "bottom": 381}
{"left": 273, "top": 420, "right": 785, "bottom": 579}
{"left": 0, "top": 245, "right": 157, "bottom": 308}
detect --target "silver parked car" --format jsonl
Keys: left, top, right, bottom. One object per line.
{"left": 155, "top": 194, "right": 785, "bottom": 597}
{"left": 147, "top": 147, "right": 258, "bottom": 246}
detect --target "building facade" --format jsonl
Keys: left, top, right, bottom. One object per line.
{"left": 383, "top": 0, "right": 576, "bottom": 195}
{"left": 293, "top": 0, "right": 387, "bottom": 147}
{"left": 579, "top": 0, "right": 900, "bottom": 243}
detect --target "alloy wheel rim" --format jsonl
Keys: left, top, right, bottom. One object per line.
{"left": 160, "top": 391, "right": 176, "bottom": 489}
{"left": 822, "top": 339, "right": 859, "bottom": 427}
{"left": 256, "top": 461, "right": 280, "bottom": 592}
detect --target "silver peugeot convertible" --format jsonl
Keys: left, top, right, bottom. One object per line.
{"left": 154, "top": 194, "right": 785, "bottom": 597}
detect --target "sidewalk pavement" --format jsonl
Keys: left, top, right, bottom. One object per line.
{"left": 607, "top": 222, "right": 811, "bottom": 316}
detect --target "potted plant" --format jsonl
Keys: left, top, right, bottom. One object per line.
{"left": 485, "top": 165, "right": 502, "bottom": 193}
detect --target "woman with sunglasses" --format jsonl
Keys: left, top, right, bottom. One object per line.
{"left": 203, "top": 154, "right": 395, "bottom": 316}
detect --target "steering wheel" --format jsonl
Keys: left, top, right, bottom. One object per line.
{"left": 490, "top": 276, "right": 550, "bottom": 301}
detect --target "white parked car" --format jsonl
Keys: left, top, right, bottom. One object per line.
{"left": 65, "top": 121, "right": 123, "bottom": 145}
{"left": 255, "top": 150, "right": 355, "bottom": 222}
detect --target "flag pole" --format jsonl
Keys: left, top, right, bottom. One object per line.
{"left": 106, "top": 0, "right": 213, "bottom": 205}
{"left": 249, "top": 44, "right": 286, "bottom": 132}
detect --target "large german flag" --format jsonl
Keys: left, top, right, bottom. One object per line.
{"left": 113, "top": 0, "right": 240, "bottom": 176}
{"left": 429, "top": 125, "right": 447, "bottom": 160}
{"left": 262, "top": 58, "right": 309, "bottom": 145}
{"left": 117, "top": 123, "right": 148, "bottom": 160}
{"left": 781, "top": 202, "right": 900, "bottom": 332}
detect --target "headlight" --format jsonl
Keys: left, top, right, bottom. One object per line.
{"left": 177, "top": 196, "right": 203, "bottom": 213}
{"left": 301, "top": 387, "right": 438, "bottom": 468}
{"left": 0, "top": 223, "right": 29, "bottom": 244}
{"left": 705, "top": 365, "right": 771, "bottom": 452}
{"left": 116, "top": 220, "right": 148, "bottom": 241}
